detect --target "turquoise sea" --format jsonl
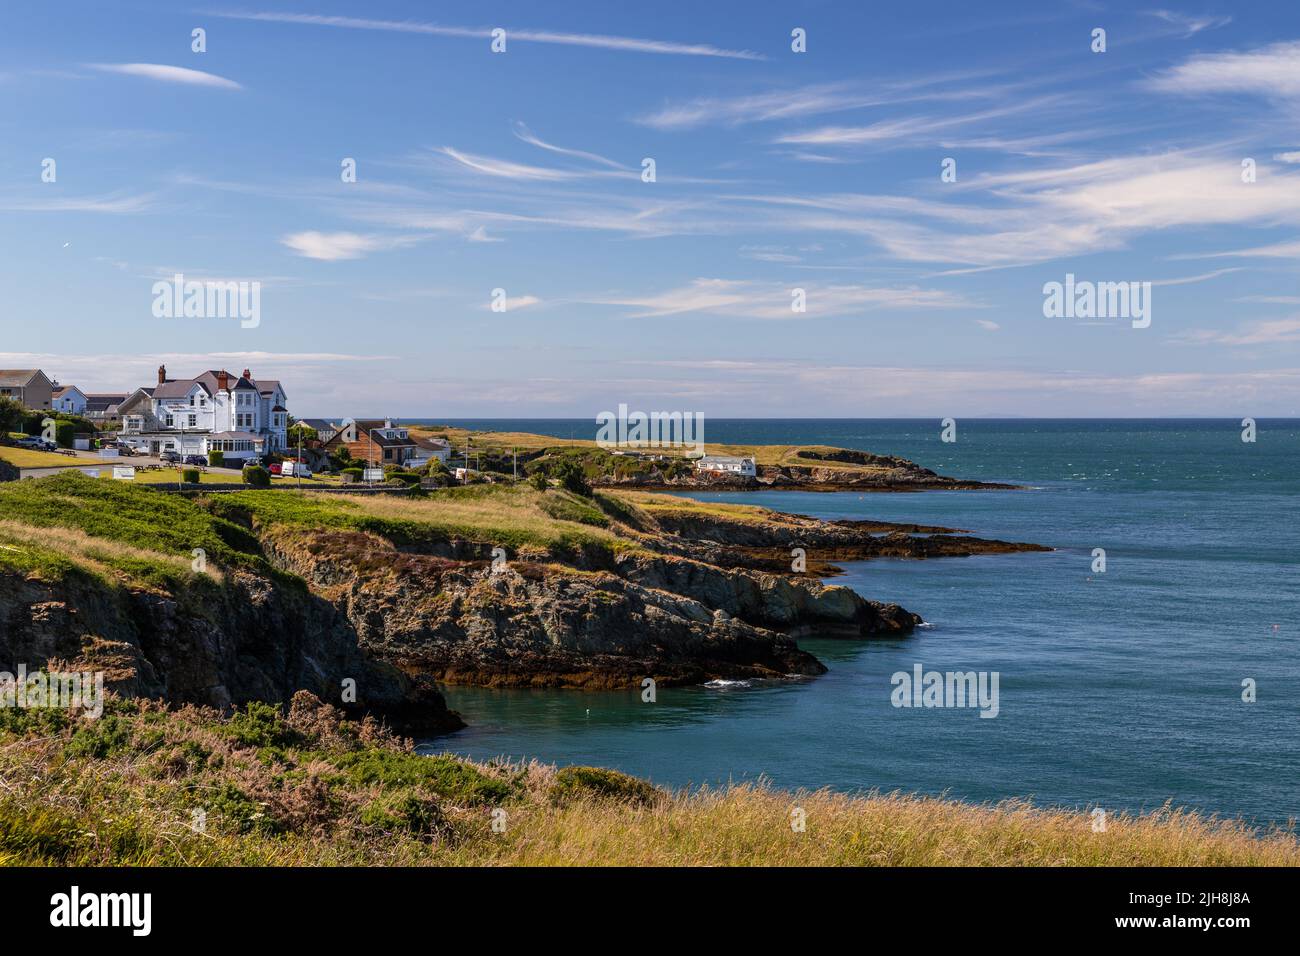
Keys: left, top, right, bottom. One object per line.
{"left": 416, "top": 420, "right": 1300, "bottom": 825}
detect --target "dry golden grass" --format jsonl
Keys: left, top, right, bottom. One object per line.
{"left": 611, "top": 489, "right": 783, "bottom": 524}
{"left": 440, "top": 785, "right": 1299, "bottom": 867}
{"left": 3, "top": 698, "right": 1294, "bottom": 868}
{"left": 336, "top": 486, "right": 632, "bottom": 551}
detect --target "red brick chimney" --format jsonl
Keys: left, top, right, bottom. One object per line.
{"left": 217, "top": 370, "right": 229, "bottom": 391}
{"left": 157, "top": 364, "right": 166, "bottom": 385}
{"left": 241, "top": 368, "right": 251, "bottom": 381}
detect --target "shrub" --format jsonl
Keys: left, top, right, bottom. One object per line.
{"left": 332, "top": 751, "right": 514, "bottom": 805}
{"left": 0, "top": 396, "right": 23, "bottom": 434}
{"left": 550, "top": 766, "right": 660, "bottom": 806}
{"left": 341, "top": 467, "right": 363, "bottom": 483}
{"left": 553, "top": 459, "right": 592, "bottom": 497}
{"left": 242, "top": 465, "right": 271, "bottom": 488}
{"left": 207, "top": 450, "right": 225, "bottom": 468}
{"left": 54, "top": 421, "right": 76, "bottom": 448}
{"left": 528, "top": 470, "right": 549, "bottom": 491}
{"left": 385, "top": 469, "right": 422, "bottom": 487}
{"left": 181, "top": 467, "right": 200, "bottom": 484}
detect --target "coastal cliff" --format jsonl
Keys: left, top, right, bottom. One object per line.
{"left": 0, "top": 472, "right": 1044, "bottom": 725}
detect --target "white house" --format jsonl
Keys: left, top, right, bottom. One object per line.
{"left": 408, "top": 436, "right": 452, "bottom": 467}
{"left": 116, "top": 366, "right": 289, "bottom": 462}
{"left": 51, "top": 385, "right": 87, "bottom": 415}
{"left": 695, "top": 455, "right": 757, "bottom": 477}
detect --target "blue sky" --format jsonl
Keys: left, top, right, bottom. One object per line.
{"left": 2, "top": 0, "right": 1299, "bottom": 417}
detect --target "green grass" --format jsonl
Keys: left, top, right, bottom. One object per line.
{"left": 0, "top": 472, "right": 269, "bottom": 581}
{"left": 208, "top": 483, "right": 635, "bottom": 555}
{"left": 0, "top": 696, "right": 1294, "bottom": 866}
{"left": 0, "top": 445, "right": 83, "bottom": 468}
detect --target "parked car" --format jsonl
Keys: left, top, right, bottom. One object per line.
{"left": 280, "top": 461, "right": 312, "bottom": 478}
{"left": 268, "top": 462, "right": 282, "bottom": 475}
{"left": 17, "top": 436, "right": 57, "bottom": 451}
{"left": 160, "top": 450, "right": 182, "bottom": 464}
{"left": 183, "top": 455, "right": 206, "bottom": 467}
{"left": 243, "top": 456, "right": 263, "bottom": 468}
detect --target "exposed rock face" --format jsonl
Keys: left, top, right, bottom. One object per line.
{"left": 615, "top": 553, "right": 919, "bottom": 637}
{"left": 261, "top": 529, "right": 829, "bottom": 688}
{"left": 0, "top": 565, "right": 463, "bottom": 733}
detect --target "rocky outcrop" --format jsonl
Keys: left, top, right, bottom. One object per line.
{"left": 632, "top": 507, "right": 1049, "bottom": 575}
{"left": 260, "top": 529, "right": 829, "bottom": 688}
{"left": 616, "top": 553, "right": 919, "bottom": 637}
{"left": 0, "top": 564, "right": 463, "bottom": 733}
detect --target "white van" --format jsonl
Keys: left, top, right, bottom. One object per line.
{"left": 281, "top": 460, "right": 312, "bottom": 478}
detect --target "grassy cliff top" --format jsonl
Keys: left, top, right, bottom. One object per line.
{"left": 1, "top": 695, "right": 1294, "bottom": 866}
{"left": 410, "top": 426, "right": 926, "bottom": 476}
{"left": 0, "top": 474, "right": 654, "bottom": 587}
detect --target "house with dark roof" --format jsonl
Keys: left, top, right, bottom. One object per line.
{"left": 115, "top": 365, "right": 289, "bottom": 461}
{"left": 83, "top": 393, "right": 129, "bottom": 421}
{"left": 0, "top": 369, "right": 54, "bottom": 410}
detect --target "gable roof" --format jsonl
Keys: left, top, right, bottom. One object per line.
{"left": 0, "top": 369, "right": 47, "bottom": 388}
{"left": 52, "top": 385, "right": 86, "bottom": 399}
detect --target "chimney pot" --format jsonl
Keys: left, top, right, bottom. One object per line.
{"left": 242, "top": 368, "right": 251, "bottom": 381}
{"left": 158, "top": 364, "right": 166, "bottom": 385}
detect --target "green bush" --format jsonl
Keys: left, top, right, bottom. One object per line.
{"left": 181, "top": 467, "right": 200, "bottom": 484}
{"left": 207, "top": 450, "right": 225, "bottom": 468}
{"left": 385, "top": 469, "right": 422, "bottom": 487}
{"left": 332, "top": 751, "right": 514, "bottom": 805}
{"left": 242, "top": 465, "right": 271, "bottom": 488}
{"left": 550, "top": 766, "right": 660, "bottom": 806}
{"left": 54, "top": 421, "right": 76, "bottom": 448}
{"left": 553, "top": 459, "right": 592, "bottom": 497}
{"left": 341, "top": 467, "right": 363, "bottom": 483}
{"left": 528, "top": 470, "right": 549, "bottom": 491}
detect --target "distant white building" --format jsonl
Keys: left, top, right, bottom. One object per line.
{"left": 115, "top": 366, "right": 289, "bottom": 462}
{"left": 408, "top": 436, "right": 452, "bottom": 467}
{"left": 695, "top": 455, "right": 756, "bottom": 477}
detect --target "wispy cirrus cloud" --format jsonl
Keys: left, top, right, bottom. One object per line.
{"left": 511, "top": 122, "right": 626, "bottom": 170}
{"left": 211, "top": 11, "right": 761, "bottom": 59}
{"left": 585, "top": 278, "right": 977, "bottom": 319}
{"left": 1144, "top": 10, "right": 1232, "bottom": 39}
{"left": 1174, "top": 317, "right": 1300, "bottom": 346}
{"left": 88, "top": 63, "right": 242, "bottom": 89}
{"left": 0, "top": 190, "right": 158, "bottom": 214}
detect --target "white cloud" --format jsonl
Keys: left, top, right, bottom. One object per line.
{"left": 437, "top": 146, "right": 581, "bottom": 181}
{"left": 1174, "top": 317, "right": 1300, "bottom": 346}
{"left": 0, "top": 190, "right": 157, "bottom": 213}
{"left": 1145, "top": 10, "right": 1232, "bottom": 38}
{"left": 1274, "top": 151, "right": 1300, "bottom": 164}
{"left": 280, "top": 231, "right": 407, "bottom": 260}
{"left": 213, "top": 12, "right": 761, "bottom": 59}
{"left": 1148, "top": 41, "right": 1300, "bottom": 99}
{"left": 88, "top": 63, "right": 242, "bottom": 90}
{"left": 975, "top": 319, "right": 1000, "bottom": 331}
{"left": 586, "top": 278, "right": 976, "bottom": 319}
{"left": 511, "top": 122, "right": 625, "bottom": 169}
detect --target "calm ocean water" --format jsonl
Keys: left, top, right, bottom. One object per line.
{"left": 417, "top": 420, "right": 1300, "bottom": 825}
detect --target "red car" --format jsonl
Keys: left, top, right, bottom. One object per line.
{"left": 268, "top": 462, "right": 282, "bottom": 475}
